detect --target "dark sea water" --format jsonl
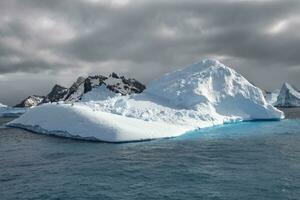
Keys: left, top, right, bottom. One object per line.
{"left": 1, "top": 110, "right": 300, "bottom": 200}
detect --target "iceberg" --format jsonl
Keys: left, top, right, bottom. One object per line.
{"left": 8, "top": 59, "right": 284, "bottom": 142}
{"left": 0, "top": 103, "right": 27, "bottom": 117}
{"left": 275, "top": 82, "right": 300, "bottom": 107}
{"left": 0, "top": 102, "right": 7, "bottom": 108}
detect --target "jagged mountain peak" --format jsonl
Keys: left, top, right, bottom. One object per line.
{"left": 109, "top": 72, "right": 119, "bottom": 79}
{"left": 75, "top": 76, "right": 86, "bottom": 84}
{"left": 14, "top": 73, "right": 146, "bottom": 106}
{"left": 64, "top": 73, "right": 145, "bottom": 102}
{"left": 42, "top": 84, "right": 68, "bottom": 103}
{"left": 15, "top": 95, "right": 45, "bottom": 108}
{"left": 52, "top": 84, "right": 67, "bottom": 90}
{"left": 275, "top": 82, "right": 300, "bottom": 107}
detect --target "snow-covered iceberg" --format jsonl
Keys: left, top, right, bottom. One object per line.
{"left": 0, "top": 102, "right": 7, "bottom": 108}
{"left": 8, "top": 59, "right": 284, "bottom": 142}
{"left": 0, "top": 103, "right": 27, "bottom": 117}
{"left": 275, "top": 82, "right": 300, "bottom": 107}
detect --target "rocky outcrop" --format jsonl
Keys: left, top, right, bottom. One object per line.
{"left": 64, "top": 73, "right": 145, "bottom": 102}
{"left": 15, "top": 95, "right": 45, "bottom": 107}
{"left": 42, "top": 84, "right": 68, "bottom": 103}
{"left": 105, "top": 73, "right": 146, "bottom": 95}
{"left": 14, "top": 73, "right": 146, "bottom": 106}
{"left": 275, "top": 82, "right": 300, "bottom": 107}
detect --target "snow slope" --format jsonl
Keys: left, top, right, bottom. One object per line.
{"left": 8, "top": 59, "right": 284, "bottom": 142}
{"left": 275, "top": 82, "right": 300, "bottom": 107}
{"left": 81, "top": 85, "right": 118, "bottom": 102}
{"left": 8, "top": 103, "right": 192, "bottom": 142}
{"left": 265, "top": 89, "right": 280, "bottom": 106}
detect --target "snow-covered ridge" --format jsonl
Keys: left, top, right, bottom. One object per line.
{"left": 8, "top": 59, "right": 284, "bottom": 142}
{"left": 275, "top": 82, "right": 300, "bottom": 107}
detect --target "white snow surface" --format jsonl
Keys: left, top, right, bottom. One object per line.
{"left": 81, "top": 85, "right": 118, "bottom": 102}
{"left": 265, "top": 89, "right": 280, "bottom": 106}
{"left": 0, "top": 102, "right": 7, "bottom": 108}
{"left": 8, "top": 59, "right": 284, "bottom": 142}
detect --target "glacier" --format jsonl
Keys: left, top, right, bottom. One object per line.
{"left": 8, "top": 59, "right": 284, "bottom": 142}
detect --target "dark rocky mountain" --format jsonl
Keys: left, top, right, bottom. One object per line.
{"left": 42, "top": 84, "right": 68, "bottom": 103}
{"left": 15, "top": 73, "right": 146, "bottom": 107}
{"left": 15, "top": 95, "right": 45, "bottom": 108}
{"left": 64, "top": 73, "right": 146, "bottom": 102}
{"left": 107, "top": 73, "right": 146, "bottom": 95}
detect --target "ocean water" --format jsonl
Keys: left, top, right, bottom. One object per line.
{"left": 1, "top": 115, "right": 300, "bottom": 199}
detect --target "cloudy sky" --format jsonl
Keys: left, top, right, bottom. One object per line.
{"left": 0, "top": 0, "right": 300, "bottom": 105}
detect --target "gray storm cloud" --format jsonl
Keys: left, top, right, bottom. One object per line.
{"left": 0, "top": 0, "right": 300, "bottom": 105}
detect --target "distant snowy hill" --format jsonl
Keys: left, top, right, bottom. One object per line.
{"left": 0, "top": 102, "right": 7, "bottom": 108}
{"left": 275, "top": 82, "right": 300, "bottom": 107}
{"left": 0, "top": 103, "right": 8, "bottom": 117}
{"left": 9, "top": 59, "right": 284, "bottom": 142}
{"left": 15, "top": 95, "right": 44, "bottom": 108}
